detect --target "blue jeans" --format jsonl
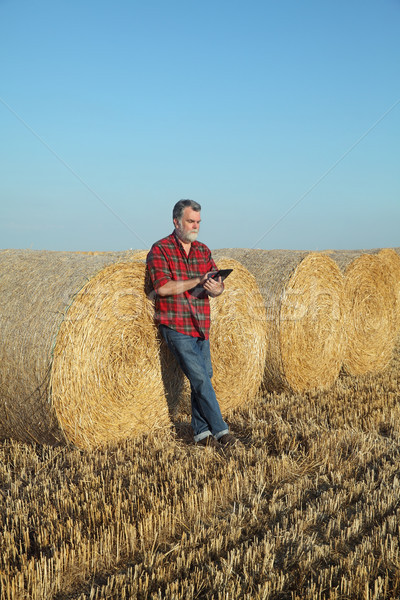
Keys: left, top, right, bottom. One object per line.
{"left": 159, "top": 325, "right": 229, "bottom": 442}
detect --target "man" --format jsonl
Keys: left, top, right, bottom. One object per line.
{"left": 146, "top": 199, "right": 237, "bottom": 449}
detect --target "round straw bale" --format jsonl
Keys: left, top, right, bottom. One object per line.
{"left": 131, "top": 250, "right": 150, "bottom": 261}
{"left": 325, "top": 250, "right": 397, "bottom": 375}
{"left": 158, "top": 258, "right": 267, "bottom": 417}
{"left": 378, "top": 248, "right": 400, "bottom": 334}
{"left": 213, "top": 249, "right": 346, "bottom": 393}
{"left": 73, "top": 251, "right": 109, "bottom": 255}
{"left": 0, "top": 250, "right": 170, "bottom": 448}
{"left": 50, "top": 261, "right": 170, "bottom": 449}
{"left": 209, "top": 258, "right": 267, "bottom": 412}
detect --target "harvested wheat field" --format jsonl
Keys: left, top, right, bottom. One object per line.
{"left": 1, "top": 339, "right": 400, "bottom": 599}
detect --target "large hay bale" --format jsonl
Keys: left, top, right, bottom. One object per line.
{"left": 213, "top": 249, "right": 346, "bottom": 393}
{"left": 209, "top": 258, "right": 267, "bottom": 412}
{"left": 131, "top": 250, "right": 150, "bottom": 261}
{"left": 378, "top": 248, "right": 400, "bottom": 334}
{"left": 0, "top": 250, "right": 170, "bottom": 448}
{"left": 325, "top": 250, "right": 397, "bottom": 375}
{"left": 72, "top": 251, "right": 110, "bottom": 255}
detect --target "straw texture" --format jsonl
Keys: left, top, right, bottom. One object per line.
{"left": 73, "top": 251, "right": 110, "bottom": 256}
{"left": 209, "top": 258, "right": 267, "bottom": 412}
{"left": 131, "top": 250, "right": 150, "bottom": 261}
{"left": 378, "top": 248, "right": 400, "bottom": 334}
{"left": 0, "top": 249, "right": 170, "bottom": 448}
{"left": 213, "top": 249, "right": 346, "bottom": 393}
{"left": 50, "top": 261, "right": 170, "bottom": 449}
{"left": 325, "top": 250, "right": 397, "bottom": 375}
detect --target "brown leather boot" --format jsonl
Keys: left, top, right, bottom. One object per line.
{"left": 218, "top": 433, "right": 240, "bottom": 447}
{"left": 196, "top": 435, "right": 220, "bottom": 449}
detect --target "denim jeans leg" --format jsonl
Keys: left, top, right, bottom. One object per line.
{"left": 159, "top": 326, "right": 228, "bottom": 440}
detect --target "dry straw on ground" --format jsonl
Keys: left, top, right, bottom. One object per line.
{"left": 213, "top": 249, "right": 346, "bottom": 393}
{"left": 324, "top": 250, "right": 397, "bottom": 376}
{"left": 4, "top": 343, "right": 400, "bottom": 600}
{"left": 0, "top": 249, "right": 170, "bottom": 449}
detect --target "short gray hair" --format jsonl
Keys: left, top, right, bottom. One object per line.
{"left": 173, "top": 199, "right": 201, "bottom": 223}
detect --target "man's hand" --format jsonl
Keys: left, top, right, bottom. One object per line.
{"left": 201, "top": 272, "right": 224, "bottom": 297}
{"left": 157, "top": 272, "right": 224, "bottom": 297}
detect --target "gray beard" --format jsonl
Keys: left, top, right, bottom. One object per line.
{"left": 176, "top": 226, "right": 198, "bottom": 244}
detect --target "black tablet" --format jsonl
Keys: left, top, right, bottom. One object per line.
{"left": 207, "top": 269, "right": 233, "bottom": 281}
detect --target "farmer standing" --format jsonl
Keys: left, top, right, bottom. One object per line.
{"left": 146, "top": 199, "right": 238, "bottom": 448}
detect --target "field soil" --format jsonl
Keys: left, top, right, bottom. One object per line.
{"left": 1, "top": 343, "right": 400, "bottom": 599}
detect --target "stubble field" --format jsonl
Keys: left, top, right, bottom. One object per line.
{"left": 1, "top": 343, "right": 400, "bottom": 600}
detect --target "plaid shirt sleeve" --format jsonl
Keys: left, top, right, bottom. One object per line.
{"left": 146, "top": 243, "right": 172, "bottom": 292}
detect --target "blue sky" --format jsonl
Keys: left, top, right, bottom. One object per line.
{"left": 1, "top": 0, "right": 399, "bottom": 251}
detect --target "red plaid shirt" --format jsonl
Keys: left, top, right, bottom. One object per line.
{"left": 146, "top": 231, "right": 217, "bottom": 339}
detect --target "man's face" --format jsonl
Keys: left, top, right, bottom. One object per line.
{"left": 174, "top": 207, "right": 201, "bottom": 244}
